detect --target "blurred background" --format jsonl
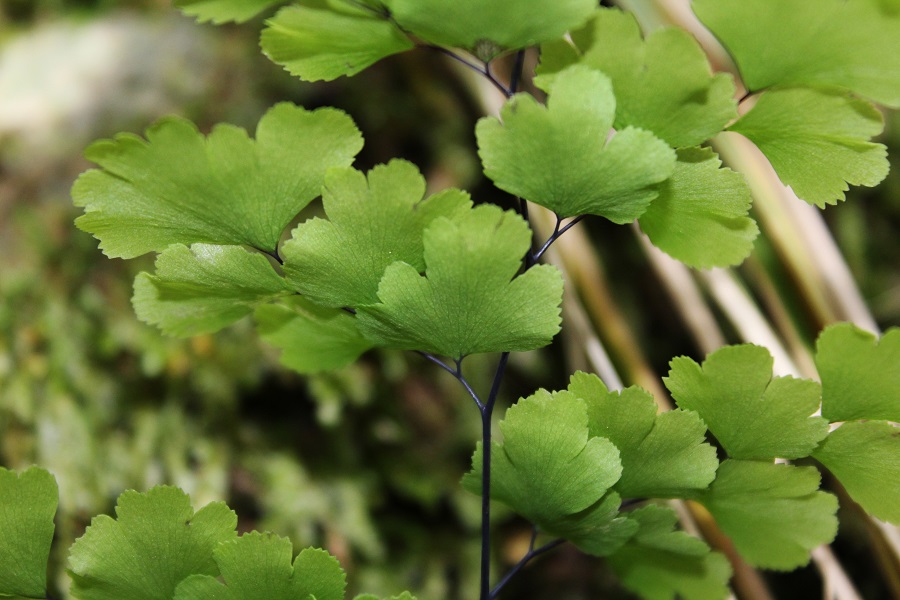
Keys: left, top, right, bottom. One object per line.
{"left": 0, "top": 1, "right": 897, "bottom": 598}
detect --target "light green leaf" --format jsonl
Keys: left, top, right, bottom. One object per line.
{"left": 638, "top": 147, "right": 757, "bottom": 268}
{"left": 538, "top": 8, "right": 737, "bottom": 148}
{"left": 133, "top": 243, "right": 291, "bottom": 337}
{"left": 68, "top": 486, "right": 238, "bottom": 600}
{"left": 354, "top": 594, "right": 417, "bottom": 600}
{"left": 665, "top": 345, "right": 829, "bottom": 460}
{"left": 176, "top": 0, "right": 283, "bottom": 23}
{"left": 697, "top": 460, "right": 838, "bottom": 570}
{"left": 815, "top": 323, "right": 900, "bottom": 422}
{"left": 607, "top": 505, "right": 732, "bottom": 600}
{"left": 813, "top": 421, "right": 900, "bottom": 524}
{"left": 73, "top": 103, "right": 363, "bottom": 258}
{"left": 729, "top": 88, "right": 888, "bottom": 206}
{"left": 382, "top": 0, "right": 596, "bottom": 57}
{"left": 476, "top": 65, "right": 676, "bottom": 221}
{"left": 356, "top": 204, "right": 563, "bottom": 358}
{"left": 174, "top": 534, "right": 346, "bottom": 600}
{"left": 462, "top": 390, "right": 622, "bottom": 525}
{"left": 261, "top": 3, "right": 414, "bottom": 82}
{"left": 255, "top": 297, "right": 374, "bottom": 374}
{"left": 0, "top": 467, "right": 58, "bottom": 598}
{"left": 567, "top": 371, "right": 718, "bottom": 498}
{"left": 283, "top": 160, "right": 471, "bottom": 308}
{"left": 693, "top": 0, "right": 900, "bottom": 108}
{"left": 542, "top": 492, "right": 638, "bottom": 557}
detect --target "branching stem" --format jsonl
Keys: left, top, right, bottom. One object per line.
{"left": 533, "top": 215, "right": 584, "bottom": 262}
{"left": 490, "top": 528, "right": 565, "bottom": 598}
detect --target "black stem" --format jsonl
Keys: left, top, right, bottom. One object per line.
{"left": 479, "top": 352, "right": 510, "bottom": 600}
{"left": 484, "top": 60, "right": 514, "bottom": 99}
{"left": 426, "top": 46, "right": 513, "bottom": 98}
{"left": 533, "top": 215, "right": 584, "bottom": 262}
{"left": 489, "top": 529, "right": 565, "bottom": 598}
{"left": 509, "top": 50, "right": 527, "bottom": 94}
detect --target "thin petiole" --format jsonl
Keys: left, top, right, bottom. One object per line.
{"left": 489, "top": 528, "right": 565, "bottom": 598}
{"left": 533, "top": 215, "right": 584, "bottom": 262}
{"left": 425, "top": 46, "right": 513, "bottom": 98}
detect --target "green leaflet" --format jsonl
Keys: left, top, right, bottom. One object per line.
{"left": 729, "top": 88, "right": 888, "bottom": 206}
{"left": 567, "top": 372, "right": 719, "bottom": 499}
{"left": 133, "top": 243, "right": 291, "bottom": 337}
{"left": 0, "top": 467, "right": 58, "bottom": 598}
{"left": 68, "top": 486, "right": 238, "bottom": 600}
{"left": 261, "top": 3, "right": 414, "bottom": 82}
{"left": 540, "top": 492, "right": 638, "bottom": 557}
{"left": 283, "top": 160, "right": 472, "bottom": 308}
{"left": 382, "top": 0, "right": 596, "bottom": 58}
{"left": 697, "top": 460, "right": 838, "bottom": 570}
{"left": 174, "top": 534, "right": 346, "bottom": 600}
{"left": 538, "top": 7, "right": 737, "bottom": 148}
{"left": 638, "top": 147, "right": 757, "bottom": 268}
{"left": 477, "top": 65, "right": 675, "bottom": 221}
{"left": 607, "top": 505, "right": 732, "bottom": 600}
{"left": 462, "top": 390, "right": 625, "bottom": 550}
{"left": 813, "top": 421, "right": 900, "bottom": 524}
{"left": 255, "top": 297, "right": 374, "bottom": 374}
{"left": 176, "top": 0, "right": 283, "bottom": 23}
{"left": 693, "top": 0, "right": 900, "bottom": 108}
{"left": 665, "top": 345, "right": 828, "bottom": 460}
{"left": 815, "top": 323, "right": 900, "bottom": 422}
{"left": 73, "top": 103, "right": 363, "bottom": 258}
{"left": 354, "top": 594, "right": 417, "bottom": 600}
{"left": 355, "top": 204, "right": 563, "bottom": 358}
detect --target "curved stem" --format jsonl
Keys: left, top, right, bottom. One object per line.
{"left": 490, "top": 528, "right": 564, "bottom": 598}
{"left": 533, "top": 215, "right": 584, "bottom": 262}
{"left": 425, "top": 46, "right": 513, "bottom": 97}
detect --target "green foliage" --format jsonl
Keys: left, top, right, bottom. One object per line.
{"left": 666, "top": 345, "right": 829, "bottom": 460}
{"left": 0, "top": 467, "right": 57, "bottom": 598}
{"left": 133, "top": 243, "right": 291, "bottom": 336}
{"left": 355, "top": 205, "right": 563, "bottom": 358}
{"left": 174, "top": 535, "right": 346, "bottom": 600}
{"left": 255, "top": 298, "right": 374, "bottom": 373}
{"left": 282, "top": 160, "right": 471, "bottom": 308}
{"left": 696, "top": 460, "right": 838, "bottom": 570}
{"left": 813, "top": 421, "right": 900, "bottom": 524}
{"left": 538, "top": 7, "right": 737, "bottom": 148}
{"left": 567, "top": 372, "right": 718, "bottom": 499}
{"left": 606, "top": 505, "right": 732, "bottom": 600}
{"left": 478, "top": 66, "right": 675, "bottom": 222}
{"left": 693, "top": 0, "right": 900, "bottom": 108}
{"left": 72, "top": 103, "right": 362, "bottom": 258}
{"left": 382, "top": 0, "right": 596, "bottom": 57}
{"left": 729, "top": 88, "right": 889, "bottom": 206}
{"left": 815, "top": 323, "right": 900, "bottom": 422}
{"left": 176, "top": 0, "right": 284, "bottom": 23}
{"left": 261, "top": 3, "right": 414, "bottom": 82}
{"left": 637, "top": 147, "right": 757, "bottom": 268}
{"left": 68, "top": 486, "right": 238, "bottom": 600}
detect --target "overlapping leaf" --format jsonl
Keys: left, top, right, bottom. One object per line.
{"left": 539, "top": 491, "right": 638, "bottom": 557}
{"left": 68, "top": 486, "right": 237, "bottom": 600}
{"left": 0, "top": 467, "right": 57, "bottom": 598}
{"left": 567, "top": 372, "right": 718, "bottom": 498}
{"left": 729, "top": 88, "right": 888, "bottom": 206}
{"left": 174, "top": 534, "right": 346, "bottom": 600}
{"left": 462, "top": 391, "right": 622, "bottom": 520}
{"left": 283, "top": 160, "right": 471, "bottom": 308}
{"left": 255, "top": 298, "right": 374, "bottom": 374}
{"left": 132, "top": 243, "right": 291, "bottom": 336}
{"left": 538, "top": 8, "right": 737, "bottom": 148}
{"left": 73, "top": 103, "right": 363, "bottom": 258}
{"left": 813, "top": 421, "right": 900, "bottom": 524}
{"left": 261, "top": 3, "right": 414, "bottom": 82}
{"left": 638, "top": 147, "right": 757, "bottom": 268}
{"left": 665, "top": 345, "right": 828, "bottom": 460}
{"left": 815, "top": 323, "right": 900, "bottom": 422}
{"left": 176, "top": 0, "right": 283, "bottom": 23}
{"left": 696, "top": 460, "right": 838, "bottom": 570}
{"left": 476, "top": 66, "right": 675, "bottom": 222}
{"left": 355, "top": 204, "right": 563, "bottom": 358}
{"left": 382, "top": 0, "right": 596, "bottom": 57}
{"left": 607, "top": 505, "right": 732, "bottom": 600}
{"left": 693, "top": 0, "right": 900, "bottom": 108}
